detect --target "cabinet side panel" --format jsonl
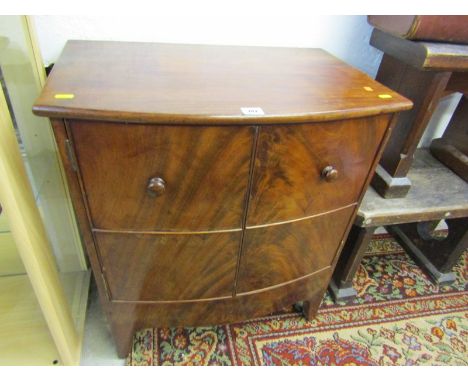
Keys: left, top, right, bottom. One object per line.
{"left": 49, "top": 119, "right": 110, "bottom": 304}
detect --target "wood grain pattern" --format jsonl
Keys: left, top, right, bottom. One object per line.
{"left": 108, "top": 267, "right": 332, "bottom": 357}
{"left": 32, "top": 41, "right": 411, "bottom": 125}
{"left": 247, "top": 116, "right": 389, "bottom": 226}
{"left": 33, "top": 42, "right": 413, "bottom": 358}
{"left": 95, "top": 231, "right": 240, "bottom": 301}
{"left": 69, "top": 120, "right": 253, "bottom": 231}
{"left": 237, "top": 206, "right": 354, "bottom": 293}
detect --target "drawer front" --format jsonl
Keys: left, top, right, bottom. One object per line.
{"left": 247, "top": 116, "right": 389, "bottom": 226}
{"left": 237, "top": 205, "right": 354, "bottom": 294}
{"left": 69, "top": 121, "right": 254, "bottom": 231}
{"left": 95, "top": 231, "right": 240, "bottom": 301}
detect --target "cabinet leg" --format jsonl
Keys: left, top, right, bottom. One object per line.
{"left": 302, "top": 297, "right": 321, "bottom": 321}
{"left": 387, "top": 217, "right": 468, "bottom": 284}
{"left": 110, "top": 322, "right": 136, "bottom": 359}
{"left": 330, "top": 225, "right": 377, "bottom": 303}
{"left": 303, "top": 286, "right": 328, "bottom": 321}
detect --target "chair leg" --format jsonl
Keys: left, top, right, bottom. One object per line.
{"left": 371, "top": 53, "right": 451, "bottom": 198}
{"left": 329, "top": 225, "right": 377, "bottom": 303}
{"left": 387, "top": 217, "right": 468, "bottom": 284}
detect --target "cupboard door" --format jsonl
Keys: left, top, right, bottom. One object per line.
{"left": 247, "top": 116, "right": 388, "bottom": 226}
{"left": 69, "top": 120, "right": 254, "bottom": 231}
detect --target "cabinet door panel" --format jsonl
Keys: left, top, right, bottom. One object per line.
{"left": 96, "top": 231, "right": 240, "bottom": 301}
{"left": 247, "top": 116, "right": 388, "bottom": 226}
{"left": 237, "top": 206, "right": 354, "bottom": 293}
{"left": 70, "top": 121, "right": 253, "bottom": 231}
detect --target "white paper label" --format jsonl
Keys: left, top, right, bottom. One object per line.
{"left": 240, "top": 107, "right": 265, "bottom": 116}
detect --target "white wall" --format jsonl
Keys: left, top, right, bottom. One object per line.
{"left": 33, "top": 15, "right": 382, "bottom": 76}
{"left": 419, "top": 92, "right": 462, "bottom": 148}
{"left": 33, "top": 14, "right": 459, "bottom": 144}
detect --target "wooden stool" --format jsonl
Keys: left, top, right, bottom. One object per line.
{"left": 369, "top": 28, "right": 468, "bottom": 198}
{"left": 330, "top": 150, "right": 468, "bottom": 302}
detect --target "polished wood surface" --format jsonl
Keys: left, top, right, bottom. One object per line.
{"left": 69, "top": 120, "right": 253, "bottom": 231}
{"left": 33, "top": 41, "right": 411, "bottom": 125}
{"left": 33, "top": 41, "right": 411, "bottom": 358}
{"left": 247, "top": 116, "right": 388, "bottom": 226}
{"left": 109, "top": 267, "right": 332, "bottom": 357}
{"left": 49, "top": 113, "right": 400, "bottom": 357}
{"left": 95, "top": 231, "right": 240, "bottom": 301}
{"left": 237, "top": 206, "right": 354, "bottom": 293}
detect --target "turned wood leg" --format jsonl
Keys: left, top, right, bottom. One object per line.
{"left": 371, "top": 53, "right": 451, "bottom": 198}
{"left": 329, "top": 225, "right": 377, "bottom": 302}
{"left": 387, "top": 217, "right": 468, "bottom": 284}
{"left": 430, "top": 94, "right": 468, "bottom": 182}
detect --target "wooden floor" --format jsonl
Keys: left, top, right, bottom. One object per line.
{"left": 0, "top": 270, "right": 90, "bottom": 365}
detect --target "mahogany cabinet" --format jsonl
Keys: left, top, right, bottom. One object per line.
{"left": 33, "top": 41, "right": 411, "bottom": 357}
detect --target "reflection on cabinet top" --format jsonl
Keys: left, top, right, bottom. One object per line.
{"left": 33, "top": 41, "right": 412, "bottom": 125}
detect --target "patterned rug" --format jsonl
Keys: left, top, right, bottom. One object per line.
{"left": 126, "top": 234, "right": 468, "bottom": 365}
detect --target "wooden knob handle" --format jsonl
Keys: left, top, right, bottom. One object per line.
{"left": 147, "top": 177, "right": 166, "bottom": 197}
{"left": 321, "top": 166, "right": 338, "bottom": 182}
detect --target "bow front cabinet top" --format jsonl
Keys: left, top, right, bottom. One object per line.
{"left": 33, "top": 40, "right": 412, "bottom": 358}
